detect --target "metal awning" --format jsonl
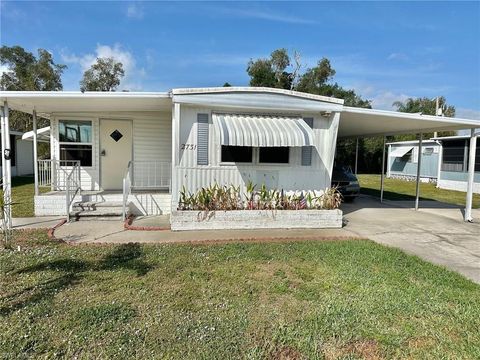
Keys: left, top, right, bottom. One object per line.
{"left": 22, "top": 126, "right": 50, "bottom": 143}
{"left": 212, "top": 113, "right": 314, "bottom": 147}
{"left": 389, "top": 146, "right": 413, "bottom": 158}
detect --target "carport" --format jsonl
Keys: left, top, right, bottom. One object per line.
{"left": 338, "top": 106, "right": 479, "bottom": 222}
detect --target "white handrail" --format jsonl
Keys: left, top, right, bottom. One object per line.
{"left": 65, "top": 161, "right": 81, "bottom": 222}
{"left": 122, "top": 161, "right": 133, "bottom": 221}
{"left": 38, "top": 159, "right": 81, "bottom": 190}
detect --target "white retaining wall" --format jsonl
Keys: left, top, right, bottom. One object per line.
{"left": 171, "top": 209, "right": 343, "bottom": 231}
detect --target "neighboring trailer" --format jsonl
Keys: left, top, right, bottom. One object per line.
{"left": 387, "top": 140, "right": 440, "bottom": 182}
{"left": 436, "top": 136, "right": 480, "bottom": 194}
{"left": 0, "top": 131, "right": 34, "bottom": 177}
{"left": 386, "top": 136, "right": 480, "bottom": 194}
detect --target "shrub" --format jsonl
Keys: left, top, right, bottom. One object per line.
{"left": 178, "top": 182, "right": 342, "bottom": 211}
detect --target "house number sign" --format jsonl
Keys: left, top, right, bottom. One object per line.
{"left": 181, "top": 144, "right": 197, "bottom": 150}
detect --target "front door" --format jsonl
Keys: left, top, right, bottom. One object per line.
{"left": 100, "top": 119, "right": 133, "bottom": 190}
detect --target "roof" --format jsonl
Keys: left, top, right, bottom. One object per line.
{"left": 1, "top": 87, "right": 479, "bottom": 138}
{"left": 172, "top": 87, "right": 344, "bottom": 105}
{"left": 338, "top": 106, "right": 480, "bottom": 138}
{"left": 0, "top": 91, "right": 171, "bottom": 117}
{"left": 386, "top": 139, "right": 439, "bottom": 146}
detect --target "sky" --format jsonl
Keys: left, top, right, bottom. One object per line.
{"left": 1, "top": 1, "right": 479, "bottom": 118}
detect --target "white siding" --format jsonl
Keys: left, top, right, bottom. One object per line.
{"left": 171, "top": 103, "right": 339, "bottom": 207}
{"left": 51, "top": 112, "right": 172, "bottom": 191}
{"left": 15, "top": 139, "right": 34, "bottom": 175}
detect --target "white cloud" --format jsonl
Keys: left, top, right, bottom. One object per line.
{"left": 126, "top": 2, "right": 144, "bottom": 19}
{"left": 217, "top": 7, "right": 316, "bottom": 25}
{"left": 61, "top": 44, "right": 146, "bottom": 91}
{"left": 455, "top": 108, "right": 480, "bottom": 120}
{"left": 387, "top": 52, "right": 409, "bottom": 61}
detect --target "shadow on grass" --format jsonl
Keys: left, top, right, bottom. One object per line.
{"left": 361, "top": 188, "right": 434, "bottom": 202}
{"left": 1, "top": 243, "right": 152, "bottom": 316}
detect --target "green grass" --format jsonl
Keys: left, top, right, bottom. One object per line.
{"left": 1, "top": 232, "right": 479, "bottom": 359}
{"left": 358, "top": 174, "right": 480, "bottom": 208}
{"left": 0, "top": 176, "right": 48, "bottom": 218}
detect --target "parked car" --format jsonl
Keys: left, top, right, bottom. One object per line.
{"left": 331, "top": 165, "right": 360, "bottom": 201}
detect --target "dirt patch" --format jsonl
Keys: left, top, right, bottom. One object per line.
{"left": 270, "top": 346, "right": 304, "bottom": 360}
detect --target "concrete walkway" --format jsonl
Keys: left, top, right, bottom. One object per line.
{"left": 13, "top": 216, "right": 64, "bottom": 229}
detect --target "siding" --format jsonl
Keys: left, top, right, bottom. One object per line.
{"left": 51, "top": 112, "right": 172, "bottom": 191}
{"left": 172, "top": 104, "right": 339, "bottom": 207}
{"left": 388, "top": 143, "right": 440, "bottom": 179}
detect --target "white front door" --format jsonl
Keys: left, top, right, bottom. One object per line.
{"left": 100, "top": 119, "right": 133, "bottom": 190}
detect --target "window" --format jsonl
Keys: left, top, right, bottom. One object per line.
{"left": 441, "top": 140, "right": 466, "bottom": 172}
{"left": 221, "top": 146, "right": 253, "bottom": 163}
{"left": 259, "top": 147, "right": 289, "bottom": 164}
{"left": 59, "top": 120, "right": 93, "bottom": 166}
{"left": 423, "top": 147, "right": 434, "bottom": 156}
{"left": 467, "top": 142, "right": 480, "bottom": 172}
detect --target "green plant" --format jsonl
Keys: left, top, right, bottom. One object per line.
{"left": 178, "top": 183, "right": 342, "bottom": 211}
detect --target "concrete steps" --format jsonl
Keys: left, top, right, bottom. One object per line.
{"left": 70, "top": 201, "right": 128, "bottom": 221}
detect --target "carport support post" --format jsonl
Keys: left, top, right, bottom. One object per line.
{"left": 1, "top": 106, "right": 5, "bottom": 190}
{"left": 415, "top": 133, "right": 423, "bottom": 211}
{"left": 2, "top": 101, "right": 12, "bottom": 229}
{"left": 380, "top": 136, "right": 386, "bottom": 202}
{"left": 354, "top": 138, "right": 359, "bottom": 174}
{"left": 465, "top": 128, "right": 477, "bottom": 222}
{"left": 33, "top": 110, "right": 39, "bottom": 196}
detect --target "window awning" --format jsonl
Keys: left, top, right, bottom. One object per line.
{"left": 212, "top": 113, "right": 314, "bottom": 147}
{"left": 389, "top": 146, "right": 414, "bottom": 158}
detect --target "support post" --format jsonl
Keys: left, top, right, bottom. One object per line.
{"left": 380, "top": 136, "right": 386, "bottom": 202}
{"left": 354, "top": 138, "right": 359, "bottom": 175}
{"left": 3, "top": 102, "right": 12, "bottom": 229}
{"left": 415, "top": 133, "right": 423, "bottom": 210}
{"left": 465, "top": 128, "right": 477, "bottom": 222}
{"left": 1, "top": 106, "right": 5, "bottom": 191}
{"left": 33, "top": 110, "right": 39, "bottom": 196}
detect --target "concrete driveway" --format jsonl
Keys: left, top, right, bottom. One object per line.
{"left": 341, "top": 196, "right": 480, "bottom": 284}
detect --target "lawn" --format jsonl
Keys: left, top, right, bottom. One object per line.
{"left": 0, "top": 176, "right": 48, "bottom": 218}
{"left": 358, "top": 174, "right": 480, "bottom": 208}
{"left": 1, "top": 232, "right": 479, "bottom": 359}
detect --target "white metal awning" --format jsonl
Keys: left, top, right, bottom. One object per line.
{"left": 212, "top": 113, "right": 314, "bottom": 147}
{"left": 389, "top": 146, "right": 414, "bottom": 158}
{"left": 22, "top": 126, "right": 50, "bottom": 143}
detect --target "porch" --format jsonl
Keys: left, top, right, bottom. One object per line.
{"left": 35, "top": 159, "right": 172, "bottom": 219}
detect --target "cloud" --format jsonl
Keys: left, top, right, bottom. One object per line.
{"left": 217, "top": 7, "right": 316, "bottom": 25}
{"left": 387, "top": 52, "right": 409, "bottom": 61}
{"left": 61, "top": 44, "right": 146, "bottom": 91}
{"left": 455, "top": 108, "right": 480, "bottom": 120}
{"left": 126, "top": 2, "right": 144, "bottom": 19}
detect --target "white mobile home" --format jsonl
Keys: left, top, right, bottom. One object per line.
{"left": 1, "top": 87, "right": 479, "bottom": 223}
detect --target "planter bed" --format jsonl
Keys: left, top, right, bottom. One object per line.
{"left": 171, "top": 209, "right": 343, "bottom": 231}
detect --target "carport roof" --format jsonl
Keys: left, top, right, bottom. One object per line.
{"left": 338, "top": 106, "right": 480, "bottom": 138}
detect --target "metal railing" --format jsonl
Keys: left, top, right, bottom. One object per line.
{"left": 122, "top": 161, "right": 133, "bottom": 221}
{"left": 65, "top": 162, "right": 81, "bottom": 222}
{"left": 121, "top": 160, "right": 171, "bottom": 220}
{"left": 131, "top": 160, "right": 171, "bottom": 190}
{"left": 38, "top": 159, "right": 81, "bottom": 191}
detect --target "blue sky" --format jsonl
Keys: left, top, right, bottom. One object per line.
{"left": 1, "top": 1, "right": 479, "bottom": 118}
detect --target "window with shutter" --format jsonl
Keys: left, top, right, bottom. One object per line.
{"left": 197, "top": 113, "right": 209, "bottom": 165}
{"left": 301, "top": 118, "right": 314, "bottom": 166}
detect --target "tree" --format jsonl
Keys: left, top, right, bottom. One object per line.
{"left": 247, "top": 48, "right": 297, "bottom": 90}
{"left": 392, "top": 97, "right": 456, "bottom": 140}
{"left": 223, "top": 82, "right": 232, "bottom": 87}
{"left": 80, "top": 57, "right": 125, "bottom": 92}
{"left": 0, "top": 46, "right": 66, "bottom": 137}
